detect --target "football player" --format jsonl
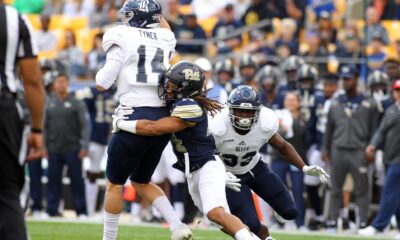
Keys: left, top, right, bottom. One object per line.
{"left": 75, "top": 86, "right": 116, "bottom": 217}
{"left": 113, "top": 61, "right": 262, "bottom": 240}
{"left": 209, "top": 85, "right": 329, "bottom": 240}
{"left": 95, "top": 1, "right": 192, "bottom": 240}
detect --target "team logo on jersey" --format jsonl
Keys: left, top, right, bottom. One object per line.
{"left": 182, "top": 69, "right": 201, "bottom": 81}
{"left": 238, "top": 141, "right": 246, "bottom": 145}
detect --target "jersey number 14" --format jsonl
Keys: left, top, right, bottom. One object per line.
{"left": 136, "top": 45, "right": 166, "bottom": 84}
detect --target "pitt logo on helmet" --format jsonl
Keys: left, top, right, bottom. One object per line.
{"left": 182, "top": 69, "right": 201, "bottom": 81}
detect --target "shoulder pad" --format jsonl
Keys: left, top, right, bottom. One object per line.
{"left": 102, "top": 26, "right": 129, "bottom": 52}
{"left": 259, "top": 107, "right": 279, "bottom": 133}
{"left": 208, "top": 108, "right": 228, "bottom": 137}
{"left": 171, "top": 99, "right": 203, "bottom": 121}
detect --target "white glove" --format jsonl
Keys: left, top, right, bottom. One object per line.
{"left": 112, "top": 105, "right": 134, "bottom": 133}
{"left": 225, "top": 172, "right": 241, "bottom": 192}
{"left": 111, "top": 114, "right": 122, "bottom": 133}
{"left": 113, "top": 104, "right": 134, "bottom": 119}
{"left": 302, "top": 165, "right": 330, "bottom": 184}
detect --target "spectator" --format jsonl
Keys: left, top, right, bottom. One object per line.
{"left": 62, "top": 0, "right": 94, "bottom": 18}
{"left": 359, "top": 79, "right": 400, "bottom": 239}
{"left": 316, "top": 10, "right": 337, "bottom": 46}
{"left": 87, "top": 32, "right": 106, "bottom": 79}
{"left": 89, "top": 0, "right": 110, "bottom": 28}
{"left": 57, "top": 29, "right": 86, "bottom": 78}
{"left": 34, "top": 14, "right": 58, "bottom": 52}
{"left": 194, "top": 58, "right": 228, "bottom": 104}
{"left": 275, "top": 18, "right": 299, "bottom": 55}
{"left": 174, "top": 14, "right": 207, "bottom": 54}
{"left": 190, "top": 0, "right": 227, "bottom": 20}
{"left": 242, "top": 0, "right": 274, "bottom": 32}
{"left": 372, "top": 0, "right": 397, "bottom": 20}
{"left": 212, "top": 4, "right": 243, "bottom": 54}
{"left": 367, "top": 34, "right": 386, "bottom": 73}
{"left": 273, "top": 0, "right": 307, "bottom": 29}
{"left": 165, "top": 0, "right": 185, "bottom": 32}
{"left": 322, "top": 65, "right": 380, "bottom": 230}
{"left": 364, "top": 6, "right": 390, "bottom": 45}
{"left": 383, "top": 58, "right": 400, "bottom": 82}
{"left": 272, "top": 92, "right": 307, "bottom": 230}
{"left": 44, "top": 73, "right": 89, "bottom": 218}
{"left": 302, "top": 31, "right": 329, "bottom": 75}
{"left": 334, "top": 24, "right": 363, "bottom": 71}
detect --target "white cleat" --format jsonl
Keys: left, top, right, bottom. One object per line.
{"left": 358, "top": 226, "right": 376, "bottom": 236}
{"left": 171, "top": 224, "right": 194, "bottom": 240}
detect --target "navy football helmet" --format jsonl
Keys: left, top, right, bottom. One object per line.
{"left": 368, "top": 70, "right": 389, "bottom": 94}
{"left": 159, "top": 61, "right": 205, "bottom": 101}
{"left": 227, "top": 85, "right": 262, "bottom": 130}
{"left": 119, "top": 0, "right": 162, "bottom": 29}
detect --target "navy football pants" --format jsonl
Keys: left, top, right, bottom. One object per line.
{"left": 226, "top": 161, "right": 297, "bottom": 233}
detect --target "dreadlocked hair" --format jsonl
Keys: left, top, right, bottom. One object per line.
{"left": 192, "top": 90, "right": 224, "bottom": 117}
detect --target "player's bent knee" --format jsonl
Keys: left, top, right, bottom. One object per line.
{"left": 106, "top": 182, "right": 123, "bottom": 194}
{"left": 207, "top": 207, "right": 226, "bottom": 224}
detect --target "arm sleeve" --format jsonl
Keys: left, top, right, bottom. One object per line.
{"left": 95, "top": 45, "right": 123, "bottom": 89}
{"left": 17, "top": 14, "right": 38, "bottom": 59}
{"left": 77, "top": 101, "right": 90, "bottom": 151}
{"left": 171, "top": 100, "right": 204, "bottom": 123}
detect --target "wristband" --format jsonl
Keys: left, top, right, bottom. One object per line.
{"left": 31, "top": 128, "right": 43, "bottom": 133}
{"left": 117, "top": 120, "right": 137, "bottom": 134}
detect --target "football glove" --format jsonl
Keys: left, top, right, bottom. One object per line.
{"left": 112, "top": 105, "right": 134, "bottom": 133}
{"left": 302, "top": 165, "right": 330, "bottom": 184}
{"left": 225, "top": 172, "right": 241, "bottom": 192}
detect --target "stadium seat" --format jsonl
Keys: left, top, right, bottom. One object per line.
{"left": 179, "top": 5, "right": 192, "bottom": 15}
{"left": 49, "top": 15, "right": 65, "bottom": 30}
{"left": 38, "top": 49, "right": 58, "bottom": 61}
{"left": 199, "top": 16, "right": 218, "bottom": 36}
{"left": 381, "top": 20, "right": 400, "bottom": 43}
{"left": 75, "top": 28, "right": 102, "bottom": 54}
{"left": 26, "top": 14, "right": 41, "bottom": 30}
{"left": 53, "top": 29, "right": 65, "bottom": 49}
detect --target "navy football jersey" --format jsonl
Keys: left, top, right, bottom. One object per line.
{"left": 76, "top": 87, "right": 116, "bottom": 144}
{"left": 170, "top": 98, "right": 216, "bottom": 172}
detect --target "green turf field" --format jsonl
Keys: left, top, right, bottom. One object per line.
{"left": 27, "top": 220, "right": 389, "bottom": 240}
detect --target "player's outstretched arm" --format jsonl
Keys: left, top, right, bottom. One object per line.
{"left": 114, "top": 116, "right": 191, "bottom": 136}
{"left": 269, "top": 133, "right": 330, "bottom": 183}
{"left": 268, "top": 133, "right": 305, "bottom": 170}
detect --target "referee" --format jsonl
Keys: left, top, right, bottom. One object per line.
{"left": 0, "top": 2, "right": 45, "bottom": 240}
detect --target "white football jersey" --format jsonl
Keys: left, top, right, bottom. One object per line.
{"left": 102, "top": 25, "right": 176, "bottom": 107}
{"left": 209, "top": 107, "right": 279, "bottom": 175}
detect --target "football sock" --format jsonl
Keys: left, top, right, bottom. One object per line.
{"left": 235, "top": 228, "right": 254, "bottom": 240}
{"left": 103, "top": 211, "right": 120, "bottom": 240}
{"left": 85, "top": 180, "right": 99, "bottom": 216}
{"left": 341, "top": 207, "right": 349, "bottom": 219}
{"left": 153, "top": 196, "right": 182, "bottom": 232}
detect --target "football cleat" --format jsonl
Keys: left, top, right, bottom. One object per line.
{"left": 171, "top": 224, "right": 194, "bottom": 240}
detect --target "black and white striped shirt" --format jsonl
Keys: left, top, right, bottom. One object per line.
{"left": 0, "top": 4, "right": 38, "bottom": 93}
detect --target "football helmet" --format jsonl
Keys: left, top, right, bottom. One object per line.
{"left": 159, "top": 61, "right": 205, "bottom": 101}
{"left": 368, "top": 70, "right": 389, "bottom": 88}
{"left": 119, "top": 0, "right": 162, "bottom": 29}
{"left": 296, "top": 64, "right": 318, "bottom": 90}
{"left": 215, "top": 59, "right": 235, "bottom": 77}
{"left": 239, "top": 54, "right": 258, "bottom": 82}
{"left": 227, "top": 85, "right": 262, "bottom": 130}
{"left": 281, "top": 55, "right": 304, "bottom": 72}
